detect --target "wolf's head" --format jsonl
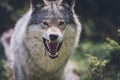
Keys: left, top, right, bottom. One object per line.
{"left": 27, "top": 0, "right": 79, "bottom": 59}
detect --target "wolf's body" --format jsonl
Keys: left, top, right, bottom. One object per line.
{"left": 10, "top": 0, "right": 82, "bottom": 80}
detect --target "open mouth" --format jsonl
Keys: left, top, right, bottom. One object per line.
{"left": 43, "top": 38, "right": 62, "bottom": 59}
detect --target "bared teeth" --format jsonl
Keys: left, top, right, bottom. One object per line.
{"left": 43, "top": 38, "right": 62, "bottom": 59}
{"left": 48, "top": 52, "right": 59, "bottom": 57}
{"left": 46, "top": 40, "right": 59, "bottom": 52}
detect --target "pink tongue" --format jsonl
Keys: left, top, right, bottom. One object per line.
{"left": 49, "top": 42, "right": 57, "bottom": 55}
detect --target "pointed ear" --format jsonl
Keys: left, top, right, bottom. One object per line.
{"left": 59, "top": 0, "right": 76, "bottom": 10}
{"left": 31, "top": 0, "right": 49, "bottom": 9}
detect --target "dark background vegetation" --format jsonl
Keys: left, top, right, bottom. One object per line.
{"left": 0, "top": 0, "right": 120, "bottom": 80}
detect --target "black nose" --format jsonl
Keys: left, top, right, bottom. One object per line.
{"left": 49, "top": 34, "right": 58, "bottom": 41}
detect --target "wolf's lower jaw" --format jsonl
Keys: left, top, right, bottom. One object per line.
{"left": 45, "top": 49, "right": 59, "bottom": 59}
{"left": 48, "top": 52, "right": 59, "bottom": 59}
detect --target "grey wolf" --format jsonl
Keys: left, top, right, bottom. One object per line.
{"left": 10, "top": 0, "right": 82, "bottom": 80}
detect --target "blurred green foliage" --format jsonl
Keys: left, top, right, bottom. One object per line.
{"left": 71, "top": 37, "right": 120, "bottom": 80}
{"left": 86, "top": 54, "right": 108, "bottom": 79}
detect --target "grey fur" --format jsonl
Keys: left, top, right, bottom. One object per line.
{"left": 29, "top": 2, "right": 74, "bottom": 25}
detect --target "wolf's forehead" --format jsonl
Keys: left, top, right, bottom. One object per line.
{"left": 30, "top": 4, "right": 74, "bottom": 24}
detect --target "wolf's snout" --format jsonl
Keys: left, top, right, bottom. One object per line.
{"left": 49, "top": 34, "right": 58, "bottom": 41}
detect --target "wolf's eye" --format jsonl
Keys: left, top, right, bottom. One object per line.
{"left": 41, "top": 22, "right": 49, "bottom": 28}
{"left": 59, "top": 21, "right": 66, "bottom": 29}
{"left": 42, "top": 22, "right": 49, "bottom": 26}
{"left": 59, "top": 22, "right": 65, "bottom": 27}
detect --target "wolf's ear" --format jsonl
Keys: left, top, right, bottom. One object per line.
{"left": 31, "top": 0, "right": 49, "bottom": 9}
{"left": 59, "top": 0, "right": 76, "bottom": 10}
